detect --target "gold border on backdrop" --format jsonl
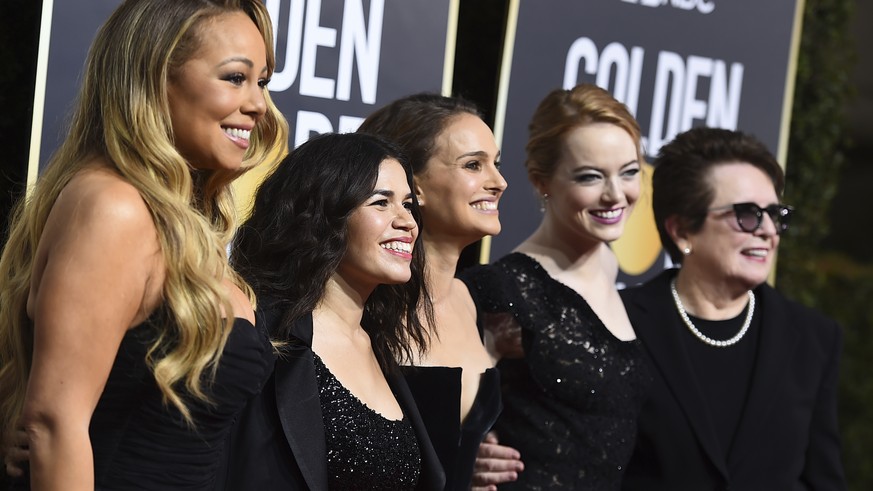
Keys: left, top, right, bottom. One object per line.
{"left": 770, "top": 0, "right": 806, "bottom": 285}
{"left": 479, "top": 0, "right": 520, "bottom": 265}
{"left": 779, "top": 0, "right": 806, "bottom": 168}
{"left": 442, "top": 0, "right": 460, "bottom": 97}
{"left": 26, "top": 0, "right": 55, "bottom": 197}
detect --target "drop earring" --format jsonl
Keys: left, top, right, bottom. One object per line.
{"left": 539, "top": 193, "right": 549, "bottom": 213}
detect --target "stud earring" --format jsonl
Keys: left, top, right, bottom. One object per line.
{"left": 682, "top": 246, "right": 692, "bottom": 256}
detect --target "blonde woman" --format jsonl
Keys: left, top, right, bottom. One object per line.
{"left": 0, "top": 0, "right": 287, "bottom": 489}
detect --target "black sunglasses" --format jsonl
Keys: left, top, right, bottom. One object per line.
{"left": 708, "top": 202, "right": 794, "bottom": 234}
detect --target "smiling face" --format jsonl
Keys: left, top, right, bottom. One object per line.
{"left": 539, "top": 122, "right": 641, "bottom": 246}
{"left": 415, "top": 113, "right": 506, "bottom": 244}
{"left": 167, "top": 11, "right": 269, "bottom": 171}
{"left": 681, "top": 162, "right": 781, "bottom": 291}
{"left": 338, "top": 159, "right": 419, "bottom": 292}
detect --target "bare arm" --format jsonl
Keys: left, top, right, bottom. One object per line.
{"left": 21, "top": 172, "right": 161, "bottom": 491}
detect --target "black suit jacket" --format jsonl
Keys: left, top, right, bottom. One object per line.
{"left": 621, "top": 269, "right": 846, "bottom": 491}
{"left": 220, "top": 307, "right": 445, "bottom": 491}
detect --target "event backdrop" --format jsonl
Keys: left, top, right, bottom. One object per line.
{"left": 489, "top": 0, "right": 804, "bottom": 286}
{"left": 27, "top": 0, "right": 456, "bottom": 215}
{"left": 27, "top": 0, "right": 803, "bottom": 283}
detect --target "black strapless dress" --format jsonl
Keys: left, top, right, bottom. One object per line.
{"left": 401, "top": 365, "right": 500, "bottom": 490}
{"left": 401, "top": 298, "right": 502, "bottom": 491}
{"left": 12, "top": 310, "right": 274, "bottom": 490}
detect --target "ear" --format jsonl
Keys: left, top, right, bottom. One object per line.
{"left": 664, "top": 215, "right": 690, "bottom": 252}
{"left": 529, "top": 174, "right": 549, "bottom": 197}
{"left": 413, "top": 178, "right": 426, "bottom": 206}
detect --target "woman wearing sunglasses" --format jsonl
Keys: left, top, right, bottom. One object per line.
{"left": 620, "top": 127, "right": 846, "bottom": 490}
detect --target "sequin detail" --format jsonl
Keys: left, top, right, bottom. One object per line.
{"left": 313, "top": 353, "right": 421, "bottom": 491}
{"left": 461, "top": 253, "right": 651, "bottom": 490}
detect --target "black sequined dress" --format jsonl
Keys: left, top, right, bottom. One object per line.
{"left": 313, "top": 353, "right": 421, "bottom": 491}
{"left": 461, "top": 253, "right": 650, "bottom": 490}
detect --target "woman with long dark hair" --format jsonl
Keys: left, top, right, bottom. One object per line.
{"left": 359, "top": 93, "right": 511, "bottom": 490}
{"left": 225, "top": 132, "right": 444, "bottom": 491}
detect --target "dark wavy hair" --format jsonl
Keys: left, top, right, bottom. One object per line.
{"left": 357, "top": 92, "right": 483, "bottom": 176}
{"left": 652, "top": 127, "right": 785, "bottom": 263}
{"left": 231, "top": 132, "right": 431, "bottom": 369}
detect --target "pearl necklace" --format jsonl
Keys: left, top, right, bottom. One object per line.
{"left": 669, "top": 278, "right": 755, "bottom": 347}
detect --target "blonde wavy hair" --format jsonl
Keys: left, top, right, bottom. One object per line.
{"left": 0, "top": 0, "right": 288, "bottom": 442}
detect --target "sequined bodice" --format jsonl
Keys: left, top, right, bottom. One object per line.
{"left": 461, "top": 253, "right": 650, "bottom": 490}
{"left": 313, "top": 353, "right": 421, "bottom": 491}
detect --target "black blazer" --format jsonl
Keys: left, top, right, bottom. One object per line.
{"left": 620, "top": 269, "right": 846, "bottom": 491}
{"left": 220, "top": 307, "right": 445, "bottom": 491}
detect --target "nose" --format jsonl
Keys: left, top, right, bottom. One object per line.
{"left": 393, "top": 205, "right": 417, "bottom": 231}
{"left": 243, "top": 84, "right": 268, "bottom": 120}
{"left": 487, "top": 164, "right": 508, "bottom": 193}
{"left": 602, "top": 177, "right": 623, "bottom": 204}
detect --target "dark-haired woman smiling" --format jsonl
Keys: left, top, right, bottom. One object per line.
{"left": 359, "top": 93, "right": 509, "bottom": 490}
{"left": 225, "top": 132, "right": 444, "bottom": 491}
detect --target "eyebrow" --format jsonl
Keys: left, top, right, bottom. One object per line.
{"left": 570, "top": 159, "right": 639, "bottom": 173}
{"left": 372, "top": 190, "right": 415, "bottom": 200}
{"left": 218, "top": 57, "right": 270, "bottom": 74}
{"left": 219, "top": 56, "right": 253, "bottom": 68}
{"left": 455, "top": 150, "right": 497, "bottom": 161}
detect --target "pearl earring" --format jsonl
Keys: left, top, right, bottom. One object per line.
{"left": 539, "top": 193, "right": 549, "bottom": 213}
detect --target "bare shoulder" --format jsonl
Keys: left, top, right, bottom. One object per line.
{"left": 43, "top": 164, "right": 161, "bottom": 263}
{"left": 55, "top": 165, "right": 156, "bottom": 233}
{"left": 31, "top": 163, "right": 164, "bottom": 324}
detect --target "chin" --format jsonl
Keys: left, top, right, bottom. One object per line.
{"left": 593, "top": 230, "right": 624, "bottom": 244}
{"left": 482, "top": 225, "right": 501, "bottom": 237}
{"left": 384, "top": 271, "right": 413, "bottom": 285}
{"left": 737, "top": 274, "right": 769, "bottom": 290}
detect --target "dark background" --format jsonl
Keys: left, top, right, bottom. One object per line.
{"left": 2, "top": 0, "right": 871, "bottom": 488}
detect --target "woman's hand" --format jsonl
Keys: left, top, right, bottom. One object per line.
{"left": 471, "top": 432, "right": 524, "bottom": 490}
{"left": 4, "top": 429, "right": 29, "bottom": 477}
{"left": 483, "top": 313, "right": 524, "bottom": 362}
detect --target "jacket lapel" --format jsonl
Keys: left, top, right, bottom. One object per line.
{"left": 274, "top": 313, "right": 329, "bottom": 491}
{"left": 630, "top": 271, "right": 730, "bottom": 478}
{"left": 727, "top": 284, "right": 798, "bottom": 462}
{"left": 388, "top": 370, "right": 447, "bottom": 491}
